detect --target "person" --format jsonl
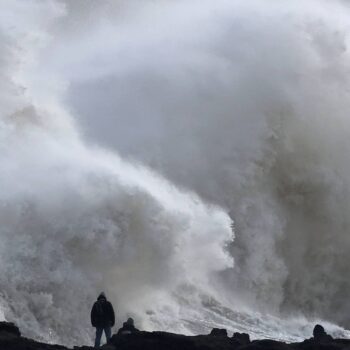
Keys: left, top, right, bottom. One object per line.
{"left": 312, "top": 324, "right": 333, "bottom": 343}
{"left": 91, "top": 292, "right": 115, "bottom": 348}
{"left": 117, "top": 318, "right": 139, "bottom": 335}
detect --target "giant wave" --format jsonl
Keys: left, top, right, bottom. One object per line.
{"left": 1, "top": 0, "right": 350, "bottom": 346}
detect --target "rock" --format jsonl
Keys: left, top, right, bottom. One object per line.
{"left": 2, "top": 321, "right": 350, "bottom": 350}
{"left": 0, "top": 322, "right": 76, "bottom": 350}
{"left": 110, "top": 331, "right": 234, "bottom": 350}
{"left": 296, "top": 339, "right": 344, "bottom": 350}
{"left": 238, "top": 339, "right": 292, "bottom": 350}
{"left": 0, "top": 321, "right": 21, "bottom": 337}
{"left": 0, "top": 335, "right": 70, "bottom": 350}
{"left": 209, "top": 328, "right": 228, "bottom": 337}
{"left": 100, "top": 344, "right": 116, "bottom": 350}
{"left": 232, "top": 332, "right": 250, "bottom": 345}
{"left": 110, "top": 331, "right": 195, "bottom": 350}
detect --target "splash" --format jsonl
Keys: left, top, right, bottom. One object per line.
{"left": 55, "top": 0, "right": 350, "bottom": 330}
{"left": 3, "top": 0, "right": 350, "bottom": 345}
{"left": 0, "top": 0, "right": 233, "bottom": 345}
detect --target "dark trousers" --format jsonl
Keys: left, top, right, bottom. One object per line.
{"left": 94, "top": 326, "right": 111, "bottom": 348}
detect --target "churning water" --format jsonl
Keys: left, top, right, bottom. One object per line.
{"left": 1, "top": 0, "right": 350, "bottom": 346}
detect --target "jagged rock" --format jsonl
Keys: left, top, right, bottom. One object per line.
{"left": 1, "top": 321, "right": 350, "bottom": 350}
{"left": 209, "top": 328, "right": 228, "bottom": 337}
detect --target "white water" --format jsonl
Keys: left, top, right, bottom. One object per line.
{"left": 1, "top": 0, "right": 350, "bottom": 346}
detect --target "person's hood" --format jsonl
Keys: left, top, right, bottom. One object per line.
{"left": 97, "top": 292, "right": 107, "bottom": 300}
{"left": 126, "top": 318, "right": 134, "bottom": 326}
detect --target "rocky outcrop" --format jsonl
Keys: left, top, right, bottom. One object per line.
{"left": 210, "top": 328, "right": 229, "bottom": 337}
{"left": 0, "top": 322, "right": 66, "bottom": 350}
{"left": 232, "top": 332, "right": 250, "bottom": 347}
{"left": 0, "top": 321, "right": 21, "bottom": 337}
{"left": 109, "top": 331, "right": 235, "bottom": 350}
{"left": 0, "top": 321, "right": 349, "bottom": 350}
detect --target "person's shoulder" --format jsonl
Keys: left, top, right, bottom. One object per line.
{"left": 91, "top": 301, "right": 98, "bottom": 310}
{"left": 106, "top": 300, "right": 114, "bottom": 309}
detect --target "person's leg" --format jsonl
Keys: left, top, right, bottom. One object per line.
{"left": 94, "top": 327, "right": 103, "bottom": 348}
{"left": 104, "top": 326, "right": 112, "bottom": 343}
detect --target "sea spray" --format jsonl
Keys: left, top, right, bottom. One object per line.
{"left": 60, "top": 0, "right": 350, "bottom": 329}
{"left": 2, "top": 0, "right": 350, "bottom": 346}
{"left": 0, "top": 0, "right": 233, "bottom": 345}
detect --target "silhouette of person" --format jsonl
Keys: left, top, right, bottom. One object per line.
{"left": 91, "top": 292, "right": 115, "bottom": 348}
{"left": 312, "top": 324, "right": 333, "bottom": 343}
{"left": 117, "top": 317, "right": 140, "bottom": 335}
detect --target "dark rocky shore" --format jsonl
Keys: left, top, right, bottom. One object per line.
{"left": 2, "top": 321, "right": 350, "bottom": 350}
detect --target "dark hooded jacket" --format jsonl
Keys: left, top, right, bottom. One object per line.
{"left": 91, "top": 294, "right": 115, "bottom": 328}
{"left": 117, "top": 319, "right": 139, "bottom": 335}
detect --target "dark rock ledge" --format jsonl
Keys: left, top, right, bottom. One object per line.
{"left": 1, "top": 322, "right": 350, "bottom": 350}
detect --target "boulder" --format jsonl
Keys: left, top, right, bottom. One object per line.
{"left": 209, "top": 328, "right": 228, "bottom": 337}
